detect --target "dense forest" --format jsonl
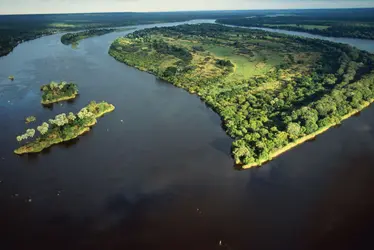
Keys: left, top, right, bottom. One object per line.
{"left": 109, "top": 23, "right": 374, "bottom": 167}
{"left": 61, "top": 29, "right": 116, "bottom": 45}
{"left": 1, "top": 8, "right": 373, "bottom": 57}
{"left": 0, "top": 10, "right": 249, "bottom": 57}
{"left": 217, "top": 13, "right": 374, "bottom": 40}
{"left": 41, "top": 81, "right": 78, "bottom": 104}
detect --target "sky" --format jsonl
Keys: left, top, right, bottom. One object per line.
{"left": 0, "top": 0, "right": 373, "bottom": 15}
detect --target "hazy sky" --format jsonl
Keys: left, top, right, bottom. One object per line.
{"left": 1, "top": 0, "right": 373, "bottom": 15}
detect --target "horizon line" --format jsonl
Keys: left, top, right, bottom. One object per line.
{"left": 1, "top": 7, "right": 374, "bottom": 16}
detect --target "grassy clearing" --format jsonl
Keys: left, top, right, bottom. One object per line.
{"left": 109, "top": 23, "right": 374, "bottom": 167}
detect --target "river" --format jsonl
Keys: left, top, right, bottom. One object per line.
{"left": 0, "top": 20, "right": 374, "bottom": 250}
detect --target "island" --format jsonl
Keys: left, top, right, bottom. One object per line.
{"left": 8, "top": 75, "right": 14, "bottom": 81}
{"left": 61, "top": 29, "right": 117, "bottom": 46}
{"left": 14, "top": 101, "right": 115, "bottom": 155}
{"left": 41, "top": 81, "right": 78, "bottom": 104}
{"left": 25, "top": 116, "right": 36, "bottom": 124}
{"left": 216, "top": 14, "right": 374, "bottom": 40}
{"left": 109, "top": 23, "right": 374, "bottom": 168}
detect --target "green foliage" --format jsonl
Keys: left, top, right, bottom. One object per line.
{"left": 25, "top": 116, "right": 36, "bottom": 124}
{"left": 109, "top": 23, "right": 374, "bottom": 167}
{"left": 14, "top": 101, "right": 115, "bottom": 154}
{"left": 49, "top": 113, "right": 69, "bottom": 127}
{"left": 216, "top": 59, "right": 234, "bottom": 68}
{"left": 61, "top": 29, "right": 116, "bottom": 45}
{"left": 37, "top": 122, "right": 49, "bottom": 135}
{"left": 68, "top": 112, "right": 76, "bottom": 121}
{"left": 16, "top": 129, "right": 36, "bottom": 142}
{"left": 163, "top": 66, "right": 178, "bottom": 77}
{"left": 287, "top": 123, "right": 301, "bottom": 139}
{"left": 216, "top": 14, "right": 374, "bottom": 40}
{"left": 41, "top": 81, "right": 78, "bottom": 104}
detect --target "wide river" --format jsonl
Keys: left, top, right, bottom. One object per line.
{"left": 1, "top": 20, "right": 374, "bottom": 250}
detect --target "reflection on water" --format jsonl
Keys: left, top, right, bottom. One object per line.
{"left": 0, "top": 19, "right": 374, "bottom": 250}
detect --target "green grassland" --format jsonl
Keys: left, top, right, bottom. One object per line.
{"left": 109, "top": 23, "right": 374, "bottom": 168}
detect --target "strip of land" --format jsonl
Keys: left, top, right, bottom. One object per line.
{"left": 14, "top": 101, "right": 115, "bottom": 154}
{"left": 109, "top": 23, "right": 374, "bottom": 168}
{"left": 242, "top": 99, "right": 373, "bottom": 168}
{"left": 216, "top": 14, "right": 374, "bottom": 40}
{"left": 61, "top": 29, "right": 117, "bottom": 46}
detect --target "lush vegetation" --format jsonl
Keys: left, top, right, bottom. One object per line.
{"left": 109, "top": 23, "right": 374, "bottom": 168}
{"left": 41, "top": 81, "right": 78, "bottom": 104}
{"left": 1, "top": 9, "right": 373, "bottom": 57}
{"left": 0, "top": 11, "right": 246, "bottom": 57}
{"left": 61, "top": 28, "right": 116, "bottom": 46}
{"left": 217, "top": 11, "right": 374, "bottom": 40}
{"left": 25, "top": 116, "right": 36, "bottom": 124}
{"left": 14, "top": 101, "right": 115, "bottom": 154}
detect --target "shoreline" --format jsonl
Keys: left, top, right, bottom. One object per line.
{"left": 241, "top": 100, "right": 373, "bottom": 169}
{"left": 110, "top": 49, "right": 374, "bottom": 169}
{"left": 41, "top": 94, "right": 78, "bottom": 105}
{"left": 14, "top": 105, "right": 114, "bottom": 155}
{"left": 14, "top": 125, "right": 92, "bottom": 155}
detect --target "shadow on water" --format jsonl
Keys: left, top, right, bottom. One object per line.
{"left": 59, "top": 136, "right": 81, "bottom": 149}
{"left": 42, "top": 103, "right": 54, "bottom": 110}
{"left": 209, "top": 137, "right": 232, "bottom": 156}
{"left": 41, "top": 95, "right": 79, "bottom": 110}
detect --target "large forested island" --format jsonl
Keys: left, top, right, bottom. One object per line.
{"left": 109, "top": 23, "right": 374, "bottom": 168}
{"left": 14, "top": 101, "right": 115, "bottom": 155}
{"left": 216, "top": 14, "right": 374, "bottom": 40}
{"left": 61, "top": 28, "right": 116, "bottom": 45}
{"left": 41, "top": 81, "right": 78, "bottom": 104}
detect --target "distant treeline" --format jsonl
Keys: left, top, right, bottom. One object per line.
{"left": 217, "top": 14, "right": 374, "bottom": 40}
{"left": 1, "top": 8, "right": 374, "bottom": 57}
{"left": 61, "top": 29, "right": 116, "bottom": 45}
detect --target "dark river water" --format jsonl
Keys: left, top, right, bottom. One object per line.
{"left": 1, "top": 20, "right": 374, "bottom": 250}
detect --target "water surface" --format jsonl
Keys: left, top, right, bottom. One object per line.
{"left": 250, "top": 26, "right": 374, "bottom": 53}
{"left": 1, "top": 19, "right": 374, "bottom": 250}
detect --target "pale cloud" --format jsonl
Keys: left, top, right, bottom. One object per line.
{"left": 0, "top": 0, "right": 373, "bottom": 14}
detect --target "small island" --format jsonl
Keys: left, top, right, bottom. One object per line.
{"left": 14, "top": 101, "right": 115, "bottom": 155}
{"left": 25, "top": 116, "right": 36, "bottom": 124}
{"left": 8, "top": 75, "right": 15, "bottom": 81}
{"left": 109, "top": 23, "right": 374, "bottom": 168}
{"left": 61, "top": 28, "right": 116, "bottom": 46}
{"left": 41, "top": 81, "right": 78, "bottom": 104}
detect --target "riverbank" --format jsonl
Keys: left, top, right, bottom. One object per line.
{"left": 14, "top": 125, "right": 92, "bottom": 155}
{"left": 41, "top": 94, "right": 78, "bottom": 105}
{"left": 61, "top": 29, "right": 117, "bottom": 46}
{"left": 108, "top": 24, "right": 374, "bottom": 168}
{"left": 114, "top": 52, "right": 374, "bottom": 169}
{"left": 242, "top": 100, "right": 374, "bottom": 169}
